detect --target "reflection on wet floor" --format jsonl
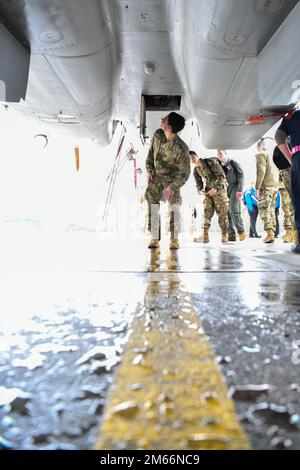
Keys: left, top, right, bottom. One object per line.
{"left": 185, "top": 270, "right": 300, "bottom": 450}
{"left": 0, "top": 273, "right": 145, "bottom": 450}
{"left": 97, "top": 248, "right": 249, "bottom": 450}
{"left": 145, "top": 244, "right": 282, "bottom": 273}
{"left": 1, "top": 233, "right": 300, "bottom": 449}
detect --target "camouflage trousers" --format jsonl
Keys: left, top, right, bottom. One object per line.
{"left": 202, "top": 190, "right": 229, "bottom": 232}
{"left": 280, "top": 188, "right": 295, "bottom": 231}
{"left": 145, "top": 178, "right": 182, "bottom": 238}
{"left": 279, "top": 169, "right": 295, "bottom": 230}
{"left": 257, "top": 188, "right": 277, "bottom": 231}
{"left": 279, "top": 168, "right": 292, "bottom": 199}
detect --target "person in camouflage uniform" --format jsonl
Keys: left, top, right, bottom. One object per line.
{"left": 255, "top": 139, "right": 279, "bottom": 244}
{"left": 145, "top": 112, "right": 190, "bottom": 250}
{"left": 279, "top": 169, "right": 295, "bottom": 242}
{"left": 190, "top": 151, "right": 229, "bottom": 243}
{"left": 273, "top": 145, "right": 295, "bottom": 243}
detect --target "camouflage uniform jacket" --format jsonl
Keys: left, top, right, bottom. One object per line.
{"left": 193, "top": 159, "right": 228, "bottom": 193}
{"left": 146, "top": 129, "right": 191, "bottom": 192}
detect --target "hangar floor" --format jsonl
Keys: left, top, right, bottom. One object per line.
{"left": 1, "top": 232, "right": 300, "bottom": 450}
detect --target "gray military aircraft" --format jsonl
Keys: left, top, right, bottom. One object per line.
{"left": 0, "top": 0, "right": 299, "bottom": 149}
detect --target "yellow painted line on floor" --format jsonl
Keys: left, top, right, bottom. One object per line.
{"left": 96, "top": 251, "right": 250, "bottom": 450}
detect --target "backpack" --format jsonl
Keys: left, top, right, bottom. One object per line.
{"left": 230, "top": 160, "right": 239, "bottom": 177}
{"left": 221, "top": 159, "right": 239, "bottom": 178}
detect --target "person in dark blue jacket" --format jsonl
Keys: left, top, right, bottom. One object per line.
{"left": 244, "top": 186, "right": 260, "bottom": 238}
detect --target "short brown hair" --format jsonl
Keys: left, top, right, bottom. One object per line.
{"left": 168, "top": 112, "right": 186, "bottom": 133}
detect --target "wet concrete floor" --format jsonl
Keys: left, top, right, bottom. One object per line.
{"left": 0, "top": 232, "right": 300, "bottom": 449}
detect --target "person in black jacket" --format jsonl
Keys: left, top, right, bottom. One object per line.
{"left": 273, "top": 145, "right": 296, "bottom": 243}
{"left": 275, "top": 110, "right": 300, "bottom": 253}
{"left": 217, "top": 149, "right": 247, "bottom": 242}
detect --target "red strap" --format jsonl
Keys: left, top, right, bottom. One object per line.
{"left": 133, "top": 158, "right": 137, "bottom": 189}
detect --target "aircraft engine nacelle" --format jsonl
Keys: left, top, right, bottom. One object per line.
{"left": 0, "top": 22, "right": 30, "bottom": 103}
{"left": 258, "top": 1, "right": 300, "bottom": 108}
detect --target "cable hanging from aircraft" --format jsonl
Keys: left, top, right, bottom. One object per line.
{"left": 102, "top": 124, "right": 127, "bottom": 223}
{"left": 118, "top": 145, "right": 138, "bottom": 178}
{"left": 103, "top": 131, "right": 140, "bottom": 223}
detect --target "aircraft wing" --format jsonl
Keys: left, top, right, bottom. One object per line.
{"left": 0, "top": 0, "right": 299, "bottom": 148}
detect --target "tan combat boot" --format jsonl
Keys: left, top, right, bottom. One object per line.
{"left": 194, "top": 228, "right": 209, "bottom": 243}
{"left": 221, "top": 232, "right": 228, "bottom": 243}
{"left": 170, "top": 232, "right": 180, "bottom": 250}
{"left": 282, "top": 229, "right": 295, "bottom": 243}
{"left": 169, "top": 238, "right": 180, "bottom": 250}
{"left": 148, "top": 239, "right": 160, "bottom": 249}
{"left": 238, "top": 231, "right": 247, "bottom": 241}
{"left": 263, "top": 228, "right": 274, "bottom": 244}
